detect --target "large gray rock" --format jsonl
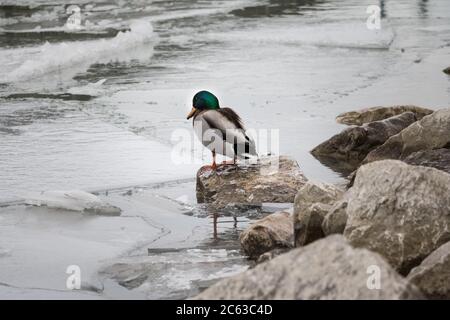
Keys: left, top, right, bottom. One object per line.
{"left": 364, "top": 108, "right": 450, "bottom": 164}
{"left": 293, "top": 181, "right": 343, "bottom": 246}
{"left": 311, "top": 112, "right": 417, "bottom": 170}
{"left": 196, "top": 155, "right": 307, "bottom": 211}
{"left": 344, "top": 160, "right": 450, "bottom": 275}
{"left": 403, "top": 148, "right": 450, "bottom": 175}
{"left": 407, "top": 241, "right": 450, "bottom": 299}
{"left": 336, "top": 105, "right": 432, "bottom": 126}
{"left": 195, "top": 235, "right": 423, "bottom": 300}
{"left": 322, "top": 199, "right": 348, "bottom": 236}
{"left": 256, "top": 248, "right": 290, "bottom": 264}
{"left": 240, "top": 211, "right": 294, "bottom": 259}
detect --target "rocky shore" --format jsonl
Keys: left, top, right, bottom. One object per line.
{"left": 194, "top": 106, "right": 450, "bottom": 300}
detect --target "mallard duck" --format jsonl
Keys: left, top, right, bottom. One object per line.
{"left": 186, "top": 90, "right": 257, "bottom": 169}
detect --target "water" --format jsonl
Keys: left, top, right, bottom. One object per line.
{"left": 0, "top": 0, "right": 449, "bottom": 299}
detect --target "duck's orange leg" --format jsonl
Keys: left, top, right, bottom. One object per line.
{"left": 211, "top": 150, "right": 217, "bottom": 170}
{"left": 199, "top": 150, "right": 217, "bottom": 173}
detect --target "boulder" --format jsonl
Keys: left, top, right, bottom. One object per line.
{"left": 240, "top": 211, "right": 293, "bottom": 259}
{"left": 195, "top": 235, "right": 423, "bottom": 300}
{"left": 363, "top": 108, "right": 450, "bottom": 164}
{"left": 311, "top": 112, "right": 417, "bottom": 170}
{"left": 196, "top": 155, "right": 307, "bottom": 211}
{"left": 307, "top": 154, "right": 359, "bottom": 176}
{"left": 343, "top": 160, "right": 450, "bottom": 275}
{"left": 336, "top": 105, "right": 432, "bottom": 126}
{"left": 293, "top": 181, "right": 343, "bottom": 246}
{"left": 407, "top": 241, "right": 450, "bottom": 299}
{"left": 403, "top": 148, "right": 450, "bottom": 175}
{"left": 256, "top": 248, "right": 290, "bottom": 264}
{"left": 322, "top": 199, "right": 348, "bottom": 236}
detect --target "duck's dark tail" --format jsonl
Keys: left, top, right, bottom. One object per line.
{"left": 234, "top": 134, "right": 258, "bottom": 159}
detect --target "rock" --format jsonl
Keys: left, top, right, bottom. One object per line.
{"left": 322, "top": 199, "right": 348, "bottom": 236}
{"left": 293, "top": 181, "right": 343, "bottom": 246}
{"left": 443, "top": 66, "right": 450, "bottom": 75}
{"left": 308, "top": 154, "right": 360, "bottom": 176}
{"left": 363, "top": 108, "right": 450, "bottom": 164}
{"left": 195, "top": 235, "right": 423, "bottom": 300}
{"left": 407, "top": 241, "right": 450, "bottom": 299}
{"left": 256, "top": 248, "right": 290, "bottom": 264}
{"left": 403, "top": 148, "right": 450, "bottom": 175}
{"left": 311, "top": 112, "right": 417, "bottom": 170}
{"left": 343, "top": 160, "right": 450, "bottom": 275}
{"left": 240, "top": 211, "right": 293, "bottom": 259}
{"left": 336, "top": 105, "right": 432, "bottom": 126}
{"left": 196, "top": 155, "right": 307, "bottom": 211}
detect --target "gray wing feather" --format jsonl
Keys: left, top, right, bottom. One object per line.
{"left": 197, "top": 110, "right": 258, "bottom": 158}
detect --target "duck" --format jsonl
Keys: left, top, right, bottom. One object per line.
{"left": 186, "top": 90, "right": 257, "bottom": 170}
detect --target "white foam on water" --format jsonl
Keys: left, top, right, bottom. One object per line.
{"left": 67, "top": 78, "right": 108, "bottom": 96}
{"left": 0, "top": 7, "right": 61, "bottom": 27}
{"left": 151, "top": 250, "right": 247, "bottom": 292}
{"left": 2, "top": 20, "right": 156, "bottom": 83}
{"left": 204, "top": 264, "right": 248, "bottom": 280}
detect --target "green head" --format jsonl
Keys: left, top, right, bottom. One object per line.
{"left": 187, "top": 91, "right": 220, "bottom": 119}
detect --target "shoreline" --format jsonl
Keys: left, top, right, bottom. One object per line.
{"left": 197, "top": 105, "right": 450, "bottom": 299}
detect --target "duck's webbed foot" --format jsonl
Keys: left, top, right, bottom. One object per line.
{"left": 220, "top": 155, "right": 237, "bottom": 167}
{"left": 220, "top": 160, "right": 236, "bottom": 166}
{"left": 199, "top": 164, "right": 215, "bottom": 174}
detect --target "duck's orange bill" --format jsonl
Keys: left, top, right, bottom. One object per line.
{"left": 186, "top": 107, "right": 197, "bottom": 119}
